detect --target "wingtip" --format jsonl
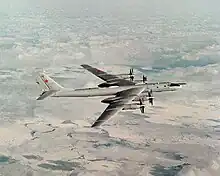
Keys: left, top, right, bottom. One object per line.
{"left": 91, "top": 124, "right": 97, "bottom": 128}
{"left": 91, "top": 122, "right": 100, "bottom": 128}
{"left": 36, "top": 97, "right": 42, "bottom": 100}
{"left": 80, "top": 64, "right": 89, "bottom": 68}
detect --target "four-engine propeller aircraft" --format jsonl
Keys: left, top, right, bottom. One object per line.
{"left": 81, "top": 64, "right": 186, "bottom": 105}
{"left": 35, "top": 72, "right": 179, "bottom": 127}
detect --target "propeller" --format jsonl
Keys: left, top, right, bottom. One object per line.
{"left": 148, "top": 89, "right": 153, "bottom": 105}
{"left": 130, "top": 75, "right": 134, "bottom": 81}
{"left": 129, "top": 68, "right": 134, "bottom": 75}
{"left": 142, "top": 75, "right": 147, "bottom": 83}
{"left": 139, "top": 98, "right": 143, "bottom": 105}
{"left": 129, "top": 68, "right": 134, "bottom": 81}
{"left": 139, "top": 98, "right": 145, "bottom": 113}
{"left": 140, "top": 106, "right": 145, "bottom": 113}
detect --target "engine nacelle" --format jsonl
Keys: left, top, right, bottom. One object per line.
{"left": 122, "top": 104, "right": 141, "bottom": 110}
{"left": 132, "top": 93, "right": 153, "bottom": 101}
{"left": 101, "top": 96, "right": 122, "bottom": 104}
{"left": 122, "top": 102, "right": 145, "bottom": 110}
{"left": 98, "top": 82, "right": 118, "bottom": 88}
{"left": 116, "top": 74, "right": 132, "bottom": 79}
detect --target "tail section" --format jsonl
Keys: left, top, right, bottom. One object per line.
{"left": 36, "top": 72, "right": 63, "bottom": 100}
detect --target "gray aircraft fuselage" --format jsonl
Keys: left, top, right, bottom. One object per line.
{"left": 52, "top": 83, "right": 177, "bottom": 98}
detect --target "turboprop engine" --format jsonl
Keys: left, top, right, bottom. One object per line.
{"left": 98, "top": 68, "right": 136, "bottom": 88}
{"left": 132, "top": 90, "right": 154, "bottom": 105}
{"left": 133, "top": 75, "right": 148, "bottom": 84}
{"left": 115, "top": 68, "right": 134, "bottom": 81}
{"left": 101, "top": 97, "right": 146, "bottom": 113}
{"left": 122, "top": 103, "right": 143, "bottom": 110}
{"left": 132, "top": 94, "right": 152, "bottom": 101}
{"left": 122, "top": 102, "right": 145, "bottom": 113}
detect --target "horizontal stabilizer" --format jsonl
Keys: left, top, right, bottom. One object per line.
{"left": 36, "top": 90, "right": 56, "bottom": 100}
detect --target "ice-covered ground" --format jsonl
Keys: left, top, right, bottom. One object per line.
{"left": 0, "top": 0, "right": 220, "bottom": 175}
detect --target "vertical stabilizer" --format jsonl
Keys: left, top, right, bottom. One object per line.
{"left": 36, "top": 72, "right": 63, "bottom": 100}
{"left": 36, "top": 72, "right": 63, "bottom": 91}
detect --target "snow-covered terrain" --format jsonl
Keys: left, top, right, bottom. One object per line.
{"left": 0, "top": 0, "right": 220, "bottom": 175}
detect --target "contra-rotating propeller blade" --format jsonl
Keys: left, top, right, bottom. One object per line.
{"left": 139, "top": 98, "right": 144, "bottom": 113}
{"left": 129, "top": 68, "right": 134, "bottom": 81}
{"left": 142, "top": 75, "right": 147, "bottom": 83}
{"left": 140, "top": 106, "right": 145, "bottom": 113}
{"left": 129, "top": 68, "right": 134, "bottom": 75}
{"left": 148, "top": 89, "right": 153, "bottom": 105}
{"left": 139, "top": 98, "right": 143, "bottom": 105}
{"left": 139, "top": 97, "right": 145, "bottom": 113}
{"left": 130, "top": 75, "right": 134, "bottom": 81}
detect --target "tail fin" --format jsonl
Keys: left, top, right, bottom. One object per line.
{"left": 36, "top": 72, "right": 63, "bottom": 100}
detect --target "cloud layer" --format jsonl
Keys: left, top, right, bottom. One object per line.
{"left": 0, "top": 0, "right": 220, "bottom": 175}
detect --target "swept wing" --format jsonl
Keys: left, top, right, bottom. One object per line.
{"left": 81, "top": 64, "right": 135, "bottom": 86}
{"left": 91, "top": 86, "right": 146, "bottom": 127}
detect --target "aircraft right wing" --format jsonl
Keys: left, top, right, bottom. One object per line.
{"left": 91, "top": 86, "right": 146, "bottom": 127}
{"left": 81, "top": 64, "right": 135, "bottom": 86}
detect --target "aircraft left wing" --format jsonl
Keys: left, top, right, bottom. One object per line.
{"left": 91, "top": 86, "right": 146, "bottom": 127}
{"left": 81, "top": 64, "right": 135, "bottom": 86}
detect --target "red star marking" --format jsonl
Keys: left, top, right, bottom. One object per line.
{"left": 44, "top": 79, "right": 48, "bottom": 83}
